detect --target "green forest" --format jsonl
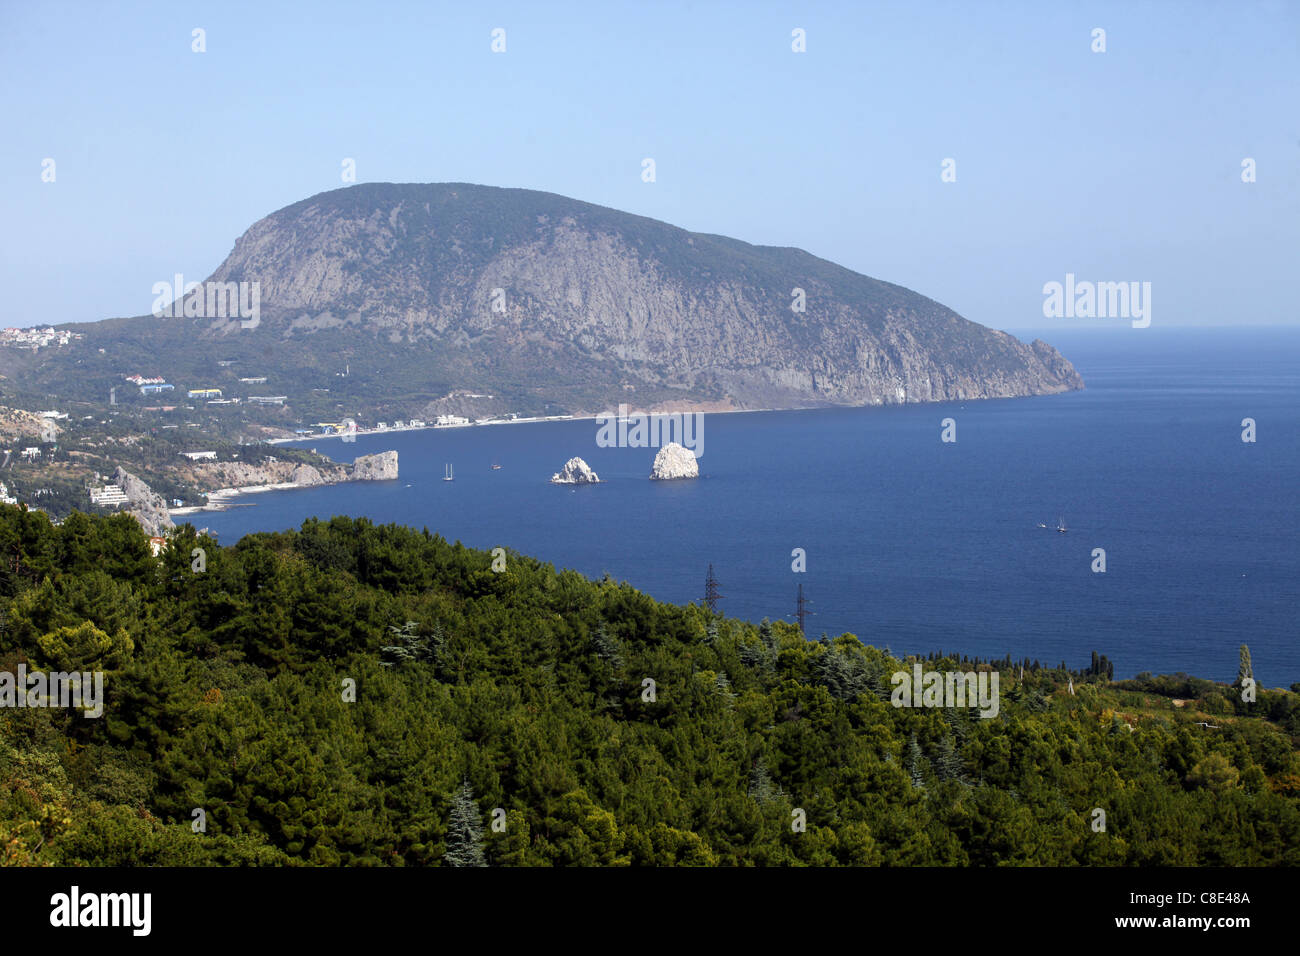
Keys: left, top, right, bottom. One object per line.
{"left": 1, "top": 505, "right": 1297, "bottom": 866}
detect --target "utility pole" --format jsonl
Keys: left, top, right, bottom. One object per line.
{"left": 704, "top": 564, "right": 722, "bottom": 613}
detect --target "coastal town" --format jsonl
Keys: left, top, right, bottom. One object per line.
{"left": 0, "top": 359, "right": 580, "bottom": 535}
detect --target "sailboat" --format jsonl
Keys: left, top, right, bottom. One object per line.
{"left": 443, "top": 464, "right": 454, "bottom": 482}
{"left": 1056, "top": 515, "right": 1067, "bottom": 534}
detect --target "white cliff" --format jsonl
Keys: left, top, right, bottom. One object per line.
{"left": 551, "top": 457, "right": 600, "bottom": 484}
{"left": 351, "top": 451, "right": 399, "bottom": 481}
{"left": 650, "top": 442, "right": 699, "bottom": 480}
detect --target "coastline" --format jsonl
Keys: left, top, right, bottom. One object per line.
{"left": 170, "top": 481, "right": 309, "bottom": 515}
{"left": 179, "top": 394, "right": 1058, "bottom": 516}
{"left": 266, "top": 413, "right": 580, "bottom": 446}
{"left": 184, "top": 406, "right": 764, "bottom": 514}
{"left": 265, "top": 405, "right": 780, "bottom": 447}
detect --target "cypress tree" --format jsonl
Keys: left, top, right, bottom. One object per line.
{"left": 1237, "top": 644, "right": 1253, "bottom": 685}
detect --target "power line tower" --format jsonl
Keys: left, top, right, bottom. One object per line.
{"left": 796, "top": 582, "right": 809, "bottom": 635}
{"left": 704, "top": 564, "right": 722, "bottom": 613}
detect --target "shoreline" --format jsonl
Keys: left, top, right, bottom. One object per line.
{"left": 170, "top": 477, "right": 405, "bottom": 516}
{"left": 265, "top": 405, "right": 783, "bottom": 446}
{"left": 170, "top": 481, "right": 309, "bottom": 515}
{"left": 266, "top": 414, "right": 580, "bottom": 446}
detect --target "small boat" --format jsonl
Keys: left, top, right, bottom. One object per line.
{"left": 490, "top": 462, "right": 501, "bottom": 470}
{"left": 1056, "top": 516, "right": 1067, "bottom": 534}
{"left": 443, "top": 464, "right": 454, "bottom": 482}
{"left": 1037, "top": 522, "right": 1047, "bottom": 529}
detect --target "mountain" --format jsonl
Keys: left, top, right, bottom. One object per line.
{"left": 11, "top": 183, "right": 1082, "bottom": 424}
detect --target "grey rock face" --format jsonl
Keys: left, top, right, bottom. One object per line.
{"left": 111, "top": 466, "right": 175, "bottom": 536}
{"left": 350, "top": 451, "right": 399, "bottom": 480}
{"left": 202, "top": 183, "right": 1084, "bottom": 412}
{"left": 290, "top": 464, "right": 326, "bottom": 485}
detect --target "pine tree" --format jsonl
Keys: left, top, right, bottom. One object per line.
{"left": 714, "top": 672, "right": 735, "bottom": 700}
{"left": 429, "top": 622, "right": 447, "bottom": 665}
{"left": 445, "top": 780, "right": 487, "bottom": 867}
{"left": 1237, "top": 644, "right": 1253, "bottom": 686}
{"left": 592, "top": 622, "right": 623, "bottom": 668}
{"left": 759, "top": 619, "right": 777, "bottom": 659}
{"left": 748, "top": 760, "right": 781, "bottom": 805}
{"left": 908, "top": 733, "right": 928, "bottom": 790}
{"left": 739, "top": 640, "right": 768, "bottom": 671}
{"left": 380, "top": 620, "right": 431, "bottom": 667}
{"left": 705, "top": 618, "right": 719, "bottom": 648}
{"left": 934, "top": 735, "right": 963, "bottom": 782}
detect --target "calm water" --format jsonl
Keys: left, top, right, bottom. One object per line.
{"left": 196, "top": 327, "right": 1300, "bottom": 684}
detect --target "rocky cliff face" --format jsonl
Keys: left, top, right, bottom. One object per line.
{"left": 193, "top": 451, "right": 397, "bottom": 490}
{"left": 197, "top": 182, "right": 1083, "bottom": 413}
{"left": 195, "top": 460, "right": 337, "bottom": 488}
{"left": 650, "top": 443, "right": 699, "bottom": 480}
{"left": 352, "top": 451, "right": 398, "bottom": 480}
{"left": 112, "top": 466, "right": 175, "bottom": 536}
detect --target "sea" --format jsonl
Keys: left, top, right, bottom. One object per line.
{"left": 194, "top": 326, "right": 1300, "bottom": 685}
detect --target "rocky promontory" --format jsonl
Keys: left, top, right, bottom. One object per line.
{"left": 192, "top": 451, "right": 398, "bottom": 492}
{"left": 112, "top": 466, "right": 175, "bottom": 536}
{"left": 352, "top": 451, "right": 399, "bottom": 481}
{"left": 550, "top": 457, "right": 600, "bottom": 484}
{"left": 650, "top": 443, "right": 699, "bottom": 480}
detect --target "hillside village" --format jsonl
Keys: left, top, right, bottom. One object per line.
{"left": 0, "top": 393, "right": 387, "bottom": 533}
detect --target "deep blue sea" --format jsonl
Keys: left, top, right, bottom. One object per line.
{"left": 196, "top": 327, "right": 1300, "bottom": 685}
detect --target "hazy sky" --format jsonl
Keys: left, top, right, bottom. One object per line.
{"left": 1, "top": 0, "right": 1296, "bottom": 331}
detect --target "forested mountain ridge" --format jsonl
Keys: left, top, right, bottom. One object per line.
{"left": 1, "top": 506, "right": 1296, "bottom": 866}
{"left": 13, "top": 183, "right": 1082, "bottom": 424}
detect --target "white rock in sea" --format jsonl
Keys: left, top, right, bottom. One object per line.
{"left": 650, "top": 442, "right": 699, "bottom": 480}
{"left": 551, "top": 457, "right": 600, "bottom": 484}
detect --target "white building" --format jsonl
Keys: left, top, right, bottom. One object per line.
{"left": 180, "top": 450, "right": 217, "bottom": 461}
{"left": 90, "top": 484, "right": 129, "bottom": 506}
